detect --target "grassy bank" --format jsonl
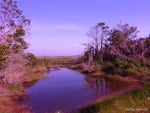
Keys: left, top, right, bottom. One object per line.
{"left": 68, "top": 61, "right": 150, "bottom": 113}
{"left": 76, "top": 85, "right": 150, "bottom": 113}
{"left": 0, "top": 83, "right": 30, "bottom": 113}
{"left": 0, "top": 68, "right": 47, "bottom": 113}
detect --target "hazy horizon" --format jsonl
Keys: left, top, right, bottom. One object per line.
{"left": 18, "top": 0, "right": 150, "bottom": 56}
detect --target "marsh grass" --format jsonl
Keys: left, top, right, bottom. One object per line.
{"left": 0, "top": 84, "right": 31, "bottom": 113}
{"left": 77, "top": 85, "right": 150, "bottom": 113}
{"left": 6, "top": 84, "right": 23, "bottom": 95}
{"left": 36, "top": 56, "right": 80, "bottom": 67}
{"left": 25, "top": 68, "right": 47, "bottom": 81}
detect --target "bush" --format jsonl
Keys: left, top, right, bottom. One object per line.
{"left": 102, "top": 59, "right": 140, "bottom": 76}
{"left": 102, "top": 62, "right": 115, "bottom": 74}
{"left": 113, "top": 58, "right": 138, "bottom": 69}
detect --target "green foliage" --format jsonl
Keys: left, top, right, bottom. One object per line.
{"left": 102, "top": 62, "right": 115, "bottom": 74}
{"left": 109, "top": 30, "right": 124, "bottom": 46}
{"left": 11, "top": 28, "right": 28, "bottom": 52}
{"left": 143, "top": 59, "right": 150, "bottom": 68}
{"left": 102, "top": 59, "right": 140, "bottom": 76}
{"left": 0, "top": 45, "right": 8, "bottom": 69}
{"left": 7, "top": 84, "right": 22, "bottom": 95}
{"left": 36, "top": 57, "right": 74, "bottom": 66}
{"left": 27, "top": 53, "right": 38, "bottom": 67}
{"left": 0, "top": 0, "right": 30, "bottom": 53}
{"left": 15, "top": 28, "right": 25, "bottom": 37}
{"left": 113, "top": 59, "right": 138, "bottom": 69}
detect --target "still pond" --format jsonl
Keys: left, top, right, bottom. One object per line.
{"left": 22, "top": 68, "right": 127, "bottom": 113}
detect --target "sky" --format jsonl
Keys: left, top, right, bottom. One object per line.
{"left": 17, "top": 0, "right": 150, "bottom": 56}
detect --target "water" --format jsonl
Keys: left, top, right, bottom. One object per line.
{"left": 22, "top": 68, "right": 127, "bottom": 113}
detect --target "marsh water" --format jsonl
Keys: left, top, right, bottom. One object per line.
{"left": 22, "top": 68, "right": 127, "bottom": 113}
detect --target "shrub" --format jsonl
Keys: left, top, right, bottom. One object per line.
{"left": 102, "top": 59, "right": 140, "bottom": 76}
{"left": 102, "top": 62, "right": 115, "bottom": 74}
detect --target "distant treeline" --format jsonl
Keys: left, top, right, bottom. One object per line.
{"left": 27, "top": 54, "right": 80, "bottom": 67}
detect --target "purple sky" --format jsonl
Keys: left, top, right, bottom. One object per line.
{"left": 17, "top": 0, "right": 150, "bottom": 56}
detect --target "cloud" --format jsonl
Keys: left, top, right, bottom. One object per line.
{"left": 31, "top": 22, "right": 89, "bottom": 32}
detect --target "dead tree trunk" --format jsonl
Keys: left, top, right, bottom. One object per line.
{"left": 88, "top": 44, "right": 93, "bottom": 71}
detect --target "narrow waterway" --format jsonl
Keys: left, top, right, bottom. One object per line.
{"left": 22, "top": 68, "right": 127, "bottom": 113}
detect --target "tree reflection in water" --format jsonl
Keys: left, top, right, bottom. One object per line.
{"left": 84, "top": 75, "right": 127, "bottom": 96}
